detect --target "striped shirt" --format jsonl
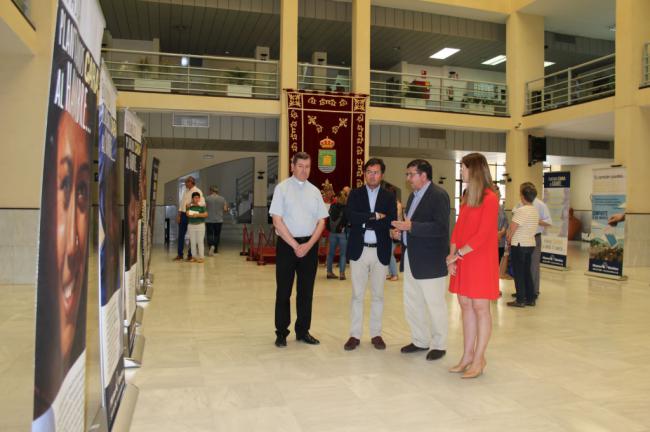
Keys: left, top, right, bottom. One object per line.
{"left": 511, "top": 204, "right": 539, "bottom": 247}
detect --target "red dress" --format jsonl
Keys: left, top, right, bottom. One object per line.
{"left": 449, "top": 188, "right": 499, "bottom": 300}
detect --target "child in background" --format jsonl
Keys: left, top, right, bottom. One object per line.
{"left": 187, "top": 192, "right": 208, "bottom": 263}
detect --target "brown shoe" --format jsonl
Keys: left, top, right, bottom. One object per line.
{"left": 371, "top": 336, "right": 386, "bottom": 350}
{"left": 339, "top": 273, "right": 346, "bottom": 280}
{"left": 173, "top": 256, "right": 183, "bottom": 261}
{"left": 344, "top": 337, "right": 360, "bottom": 351}
{"left": 327, "top": 272, "right": 338, "bottom": 279}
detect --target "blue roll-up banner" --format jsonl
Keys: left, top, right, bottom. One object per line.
{"left": 541, "top": 172, "right": 571, "bottom": 268}
{"left": 588, "top": 167, "right": 626, "bottom": 277}
{"left": 98, "top": 63, "right": 125, "bottom": 430}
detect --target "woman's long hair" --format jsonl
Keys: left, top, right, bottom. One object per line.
{"left": 461, "top": 153, "right": 493, "bottom": 207}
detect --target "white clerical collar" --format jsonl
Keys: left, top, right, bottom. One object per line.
{"left": 291, "top": 176, "right": 306, "bottom": 185}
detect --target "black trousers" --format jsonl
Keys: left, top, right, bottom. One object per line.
{"left": 206, "top": 222, "right": 223, "bottom": 251}
{"left": 177, "top": 213, "right": 191, "bottom": 258}
{"left": 275, "top": 236, "right": 318, "bottom": 337}
{"left": 511, "top": 245, "right": 535, "bottom": 303}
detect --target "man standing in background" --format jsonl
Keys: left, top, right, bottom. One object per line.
{"left": 174, "top": 176, "right": 204, "bottom": 261}
{"left": 205, "top": 185, "right": 229, "bottom": 256}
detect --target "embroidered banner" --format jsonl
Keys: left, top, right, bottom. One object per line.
{"left": 286, "top": 90, "right": 368, "bottom": 193}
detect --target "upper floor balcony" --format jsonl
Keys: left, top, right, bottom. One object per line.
{"left": 525, "top": 54, "right": 615, "bottom": 114}
{"left": 102, "top": 49, "right": 279, "bottom": 100}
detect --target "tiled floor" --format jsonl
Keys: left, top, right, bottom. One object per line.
{"left": 2, "top": 239, "right": 650, "bottom": 431}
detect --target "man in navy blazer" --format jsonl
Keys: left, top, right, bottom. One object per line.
{"left": 344, "top": 158, "right": 397, "bottom": 351}
{"left": 391, "top": 159, "right": 450, "bottom": 361}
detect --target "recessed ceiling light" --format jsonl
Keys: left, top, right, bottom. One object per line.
{"left": 430, "top": 48, "right": 460, "bottom": 59}
{"left": 482, "top": 55, "right": 506, "bottom": 66}
{"left": 544, "top": 61, "right": 555, "bottom": 67}
{"left": 181, "top": 56, "right": 189, "bottom": 67}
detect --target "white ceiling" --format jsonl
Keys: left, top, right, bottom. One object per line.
{"left": 520, "top": 0, "right": 616, "bottom": 41}
{"left": 541, "top": 111, "right": 614, "bottom": 141}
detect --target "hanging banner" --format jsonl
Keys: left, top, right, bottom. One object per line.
{"left": 33, "top": 0, "right": 104, "bottom": 430}
{"left": 97, "top": 63, "right": 125, "bottom": 430}
{"left": 145, "top": 158, "right": 160, "bottom": 276}
{"left": 123, "top": 109, "right": 143, "bottom": 354}
{"left": 541, "top": 172, "right": 571, "bottom": 268}
{"left": 588, "top": 167, "right": 626, "bottom": 277}
{"left": 285, "top": 90, "right": 367, "bottom": 193}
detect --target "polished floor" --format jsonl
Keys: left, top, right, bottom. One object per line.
{"left": 127, "top": 240, "right": 650, "bottom": 432}
{"left": 2, "top": 239, "right": 650, "bottom": 431}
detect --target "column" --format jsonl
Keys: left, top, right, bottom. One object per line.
{"left": 352, "top": 0, "right": 371, "bottom": 160}
{"left": 278, "top": 0, "right": 298, "bottom": 181}
{"left": 614, "top": 0, "right": 650, "bottom": 266}
{"left": 504, "top": 12, "right": 544, "bottom": 210}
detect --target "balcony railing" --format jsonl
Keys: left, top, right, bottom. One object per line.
{"left": 525, "top": 54, "right": 615, "bottom": 114}
{"left": 102, "top": 49, "right": 279, "bottom": 99}
{"left": 370, "top": 70, "right": 508, "bottom": 116}
{"left": 298, "top": 63, "right": 351, "bottom": 92}
{"left": 643, "top": 42, "right": 650, "bottom": 87}
{"left": 11, "top": 0, "right": 32, "bottom": 26}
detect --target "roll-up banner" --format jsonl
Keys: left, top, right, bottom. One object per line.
{"left": 138, "top": 143, "right": 148, "bottom": 281}
{"left": 541, "top": 172, "right": 571, "bottom": 269}
{"left": 123, "top": 109, "right": 143, "bottom": 353}
{"left": 33, "top": 0, "right": 104, "bottom": 430}
{"left": 588, "top": 167, "right": 626, "bottom": 278}
{"left": 98, "top": 63, "right": 125, "bottom": 430}
{"left": 146, "top": 158, "right": 160, "bottom": 276}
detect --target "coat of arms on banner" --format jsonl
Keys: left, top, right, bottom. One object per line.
{"left": 318, "top": 136, "right": 336, "bottom": 173}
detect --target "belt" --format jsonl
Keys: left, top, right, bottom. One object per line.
{"left": 535, "top": 233, "right": 542, "bottom": 237}
{"left": 364, "top": 243, "right": 377, "bottom": 248}
{"left": 294, "top": 236, "right": 311, "bottom": 243}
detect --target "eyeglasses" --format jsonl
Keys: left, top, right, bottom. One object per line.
{"left": 405, "top": 171, "right": 421, "bottom": 178}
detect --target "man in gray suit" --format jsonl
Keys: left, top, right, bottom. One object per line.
{"left": 391, "top": 159, "right": 450, "bottom": 361}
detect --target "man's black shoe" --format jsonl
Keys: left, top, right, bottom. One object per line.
{"left": 275, "top": 334, "right": 287, "bottom": 348}
{"left": 426, "top": 349, "right": 446, "bottom": 361}
{"left": 400, "top": 343, "right": 428, "bottom": 353}
{"left": 297, "top": 333, "right": 320, "bottom": 345}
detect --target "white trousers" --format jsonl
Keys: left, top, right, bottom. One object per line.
{"left": 188, "top": 223, "right": 205, "bottom": 258}
{"left": 403, "top": 250, "right": 448, "bottom": 349}
{"left": 349, "top": 246, "right": 387, "bottom": 338}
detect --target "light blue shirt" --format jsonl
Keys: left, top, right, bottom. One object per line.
{"left": 403, "top": 181, "right": 431, "bottom": 246}
{"left": 269, "top": 176, "right": 329, "bottom": 237}
{"left": 363, "top": 185, "right": 380, "bottom": 244}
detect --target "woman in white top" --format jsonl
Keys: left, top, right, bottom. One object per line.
{"left": 506, "top": 183, "right": 540, "bottom": 307}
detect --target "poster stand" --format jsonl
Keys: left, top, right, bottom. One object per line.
{"left": 124, "top": 334, "right": 146, "bottom": 368}
{"left": 584, "top": 271, "right": 628, "bottom": 281}
{"left": 541, "top": 264, "right": 569, "bottom": 271}
{"left": 136, "top": 277, "right": 154, "bottom": 302}
{"left": 89, "top": 406, "right": 109, "bottom": 432}
{"left": 135, "top": 305, "right": 144, "bottom": 327}
{"left": 110, "top": 384, "right": 140, "bottom": 432}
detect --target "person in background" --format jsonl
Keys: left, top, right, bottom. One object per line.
{"left": 205, "top": 185, "right": 229, "bottom": 256}
{"left": 174, "top": 176, "right": 204, "bottom": 261}
{"left": 512, "top": 181, "right": 552, "bottom": 299}
{"left": 506, "top": 183, "right": 540, "bottom": 308}
{"left": 447, "top": 153, "right": 499, "bottom": 379}
{"left": 385, "top": 185, "right": 402, "bottom": 282}
{"left": 496, "top": 188, "right": 511, "bottom": 281}
{"left": 326, "top": 190, "right": 349, "bottom": 280}
{"left": 187, "top": 192, "right": 208, "bottom": 263}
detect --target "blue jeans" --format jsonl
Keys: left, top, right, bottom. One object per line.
{"left": 388, "top": 242, "right": 398, "bottom": 276}
{"left": 326, "top": 232, "right": 347, "bottom": 274}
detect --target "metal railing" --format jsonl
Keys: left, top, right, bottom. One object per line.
{"left": 641, "top": 42, "right": 650, "bottom": 87}
{"left": 298, "top": 63, "right": 351, "bottom": 92}
{"left": 102, "top": 49, "right": 279, "bottom": 99}
{"left": 370, "top": 70, "right": 508, "bottom": 116}
{"left": 525, "top": 54, "right": 615, "bottom": 114}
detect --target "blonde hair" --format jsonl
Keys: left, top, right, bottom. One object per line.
{"left": 460, "top": 153, "right": 493, "bottom": 207}
{"left": 336, "top": 190, "right": 348, "bottom": 205}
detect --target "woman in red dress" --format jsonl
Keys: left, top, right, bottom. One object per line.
{"left": 447, "top": 153, "right": 499, "bottom": 378}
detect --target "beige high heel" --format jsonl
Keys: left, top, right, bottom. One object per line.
{"left": 448, "top": 361, "right": 472, "bottom": 373}
{"left": 461, "top": 359, "right": 486, "bottom": 379}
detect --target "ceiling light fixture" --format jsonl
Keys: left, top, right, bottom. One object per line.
{"left": 181, "top": 56, "right": 189, "bottom": 67}
{"left": 430, "top": 48, "right": 460, "bottom": 59}
{"left": 544, "top": 61, "right": 555, "bottom": 67}
{"left": 482, "top": 55, "right": 506, "bottom": 66}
